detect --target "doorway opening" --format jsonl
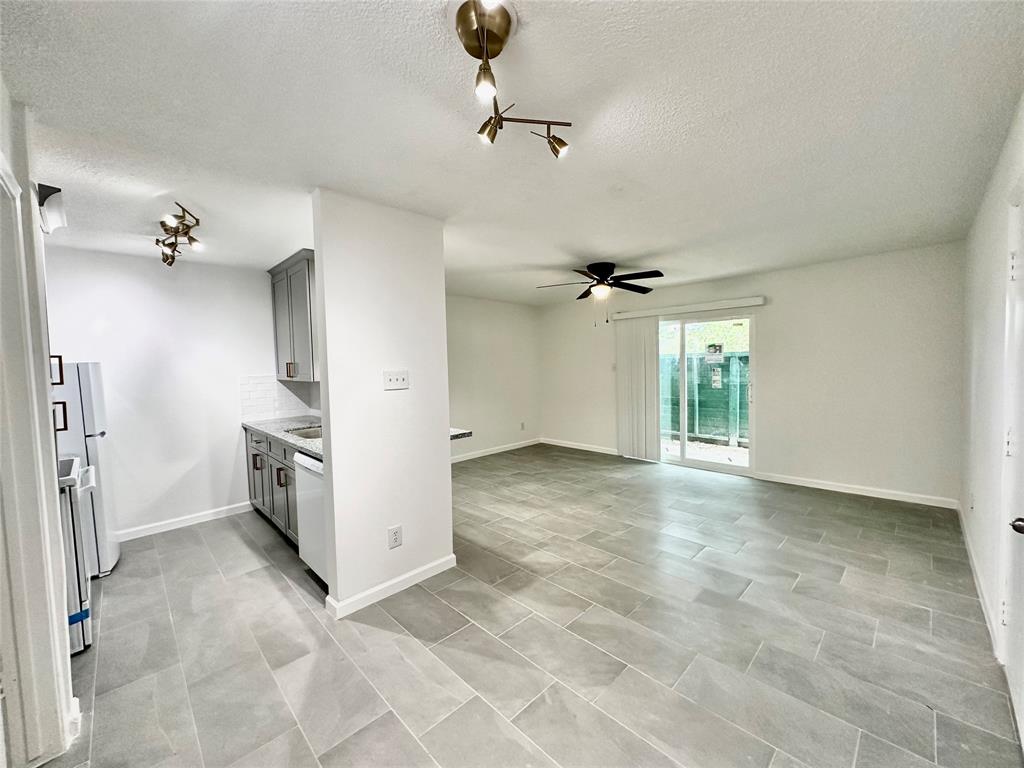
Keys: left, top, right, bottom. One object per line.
{"left": 659, "top": 317, "right": 751, "bottom": 471}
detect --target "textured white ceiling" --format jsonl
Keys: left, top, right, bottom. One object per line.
{"left": 3, "top": 1, "right": 1023, "bottom": 303}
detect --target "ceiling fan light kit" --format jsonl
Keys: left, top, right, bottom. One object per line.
{"left": 455, "top": 0, "right": 573, "bottom": 158}
{"left": 154, "top": 201, "right": 200, "bottom": 267}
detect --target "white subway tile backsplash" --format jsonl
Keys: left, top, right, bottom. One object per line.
{"left": 239, "top": 374, "right": 321, "bottom": 421}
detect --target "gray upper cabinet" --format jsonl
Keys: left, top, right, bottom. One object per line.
{"left": 269, "top": 249, "right": 318, "bottom": 383}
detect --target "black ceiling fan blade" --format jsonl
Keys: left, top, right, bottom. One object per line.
{"left": 576, "top": 286, "right": 593, "bottom": 300}
{"left": 537, "top": 281, "right": 592, "bottom": 289}
{"left": 613, "top": 282, "right": 653, "bottom": 295}
{"left": 611, "top": 270, "right": 664, "bottom": 282}
{"left": 573, "top": 269, "right": 597, "bottom": 280}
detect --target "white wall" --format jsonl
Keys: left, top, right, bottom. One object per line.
{"left": 540, "top": 242, "right": 965, "bottom": 505}
{"left": 446, "top": 295, "right": 542, "bottom": 460}
{"left": 962, "top": 92, "right": 1024, "bottom": 627}
{"left": 45, "top": 247, "right": 277, "bottom": 535}
{"left": 313, "top": 190, "right": 453, "bottom": 615}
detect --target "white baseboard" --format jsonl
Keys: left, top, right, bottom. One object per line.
{"left": 325, "top": 553, "right": 457, "bottom": 620}
{"left": 115, "top": 501, "right": 250, "bottom": 541}
{"left": 956, "top": 503, "right": 1003, "bottom": 659}
{"left": 539, "top": 438, "right": 619, "bottom": 456}
{"left": 451, "top": 439, "right": 541, "bottom": 463}
{"left": 753, "top": 471, "right": 958, "bottom": 509}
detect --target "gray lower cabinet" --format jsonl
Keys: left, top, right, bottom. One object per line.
{"left": 245, "top": 429, "right": 298, "bottom": 543}
{"left": 283, "top": 464, "right": 298, "bottom": 540}
{"left": 247, "top": 446, "right": 270, "bottom": 516}
{"left": 269, "top": 249, "right": 317, "bottom": 383}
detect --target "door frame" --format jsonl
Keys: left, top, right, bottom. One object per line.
{"left": 659, "top": 311, "right": 756, "bottom": 477}
{"left": 0, "top": 106, "right": 78, "bottom": 768}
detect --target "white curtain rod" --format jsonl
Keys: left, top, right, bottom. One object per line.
{"left": 610, "top": 296, "right": 766, "bottom": 321}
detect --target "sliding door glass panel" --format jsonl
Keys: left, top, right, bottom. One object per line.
{"left": 683, "top": 319, "right": 750, "bottom": 468}
{"left": 658, "top": 320, "right": 682, "bottom": 462}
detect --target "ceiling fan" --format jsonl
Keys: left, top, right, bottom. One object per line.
{"left": 537, "top": 261, "right": 665, "bottom": 300}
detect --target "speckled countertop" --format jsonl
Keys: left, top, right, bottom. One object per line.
{"left": 243, "top": 417, "right": 473, "bottom": 461}
{"left": 242, "top": 415, "right": 323, "bottom": 460}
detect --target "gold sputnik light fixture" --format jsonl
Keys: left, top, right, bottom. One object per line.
{"left": 455, "top": 0, "right": 573, "bottom": 158}
{"left": 154, "top": 202, "right": 200, "bottom": 267}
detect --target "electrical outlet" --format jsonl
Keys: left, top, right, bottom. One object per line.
{"left": 387, "top": 525, "right": 402, "bottom": 549}
{"left": 383, "top": 370, "right": 410, "bottom": 390}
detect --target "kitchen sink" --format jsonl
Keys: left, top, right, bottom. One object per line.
{"left": 287, "top": 426, "right": 322, "bottom": 440}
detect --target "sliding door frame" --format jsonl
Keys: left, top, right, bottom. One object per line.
{"left": 660, "top": 311, "right": 756, "bottom": 478}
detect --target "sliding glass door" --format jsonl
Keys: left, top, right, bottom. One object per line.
{"left": 659, "top": 316, "right": 752, "bottom": 472}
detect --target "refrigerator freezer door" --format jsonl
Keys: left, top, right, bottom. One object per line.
{"left": 53, "top": 363, "right": 87, "bottom": 459}
{"left": 85, "top": 434, "right": 120, "bottom": 575}
{"left": 78, "top": 362, "right": 108, "bottom": 436}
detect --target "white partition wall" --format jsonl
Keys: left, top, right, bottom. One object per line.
{"left": 312, "top": 189, "right": 455, "bottom": 617}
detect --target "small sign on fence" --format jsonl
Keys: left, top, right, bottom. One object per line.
{"left": 711, "top": 367, "right": 723, "bottom": 389}
{"left": 706, "top": 343, "right": 724, "bottom": 364}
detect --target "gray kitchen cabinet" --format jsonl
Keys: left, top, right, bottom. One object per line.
{"left": 269, "top": 457, "right": 288, "bottom": 531}
{"left": 283, "top": 464, "right": 298, "bottom": 541}
{"left": 269, "top": 249, "right": 317, "bottom": 383}
{"left": 272, "top": 272, "right": 291, "bottom": 379}
{"left": 244, "top": 428, "right": 299, "bottom": 544}
{"left": 247, "top": 446, "right": 270, "bottom": 516}
{"left": 269, "top": 458, "right": 298, "bottom": 544}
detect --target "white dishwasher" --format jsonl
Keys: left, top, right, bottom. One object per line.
{"left": 294, "top": 452, "right": 327, "bottom": 583}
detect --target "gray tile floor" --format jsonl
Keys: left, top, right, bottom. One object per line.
{"left": 56, "top": 444, "right": 1022, "bottom": 768}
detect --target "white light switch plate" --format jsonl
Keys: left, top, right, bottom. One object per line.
{"left": 383, "top": 370, "right": 409, "bottom": 390}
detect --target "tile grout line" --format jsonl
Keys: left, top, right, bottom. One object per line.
{"left": 427, "top": 574, "right": 707, "bottom": 766}
{"left": 418, "top": 681, "right": 567, "bottom": 768}
{"left": 236, "top": 606, "right": 325, "bottom": 767}
{"left": 83, "top": 578, "right": 102, "bottom": 767}
{"left": 263, "top": 540, "right": 444, "bottom": 768}
{"left": 850, "top": 729, "right": 863, "bottom": 768}
{"left": 154, "top": 542, "right": 208, "bottom": 768}
{"left": 505, "top": 680, "right": 556, "bottom": 722}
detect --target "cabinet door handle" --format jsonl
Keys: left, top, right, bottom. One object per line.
{"left": 53, "top": 401, "right": 69, "bottom": 432}
{"left": 286, "top": 362, "right": 296, "bottom": 378}
{"left": 252, "top": 454, "right": 262, "bottom": 471}
{"left": 276, "top": 467, "right": 287, "bottom": 487}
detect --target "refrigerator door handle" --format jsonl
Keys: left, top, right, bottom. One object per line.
{"left": 53, "top": 400, "right": 69, "bottom": 432}
{"left": 49, "top": 354, "right": 64, "bottom": 386}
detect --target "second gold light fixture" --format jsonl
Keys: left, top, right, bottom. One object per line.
{"left": 455, "top": 0, "right": 573, "bottom": 159}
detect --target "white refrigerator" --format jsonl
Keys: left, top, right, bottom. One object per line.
{"left": 53, "top": 362, "right": 120, "bottom": 577}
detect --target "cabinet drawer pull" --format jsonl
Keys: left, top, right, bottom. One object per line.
{"left": 286, "top": 361, "right": 296, "bottom": 378}
{"left": 252, "top": 454, "right": 262, "bottom": 471}
{"left": 276, "top": 467, "right": 287, "bottom": 487}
